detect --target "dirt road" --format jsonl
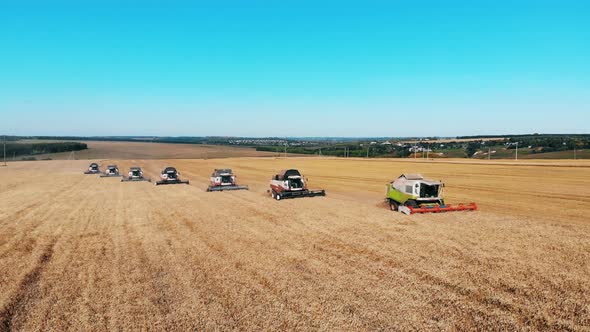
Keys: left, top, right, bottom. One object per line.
{"left": 1, "top": 158, "right": 589, "bottom": 330}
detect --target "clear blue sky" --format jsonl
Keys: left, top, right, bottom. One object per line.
{"left": 1, "top": 0, "right": 588, "bottom": 137}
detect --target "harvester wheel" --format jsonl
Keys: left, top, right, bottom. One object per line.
{"left": 271, "top": 191, "right": 276, "bottom": 199}
{"left": 389, "top": 200, "right": 399, "bottom": 211}
{"left": 275, "top": 193, "right": 282, "bottom": 201}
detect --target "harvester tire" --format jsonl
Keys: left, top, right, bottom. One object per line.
{"left": 389, "top": 200, "right": 399, "bottom": 211}
{"left": 276, "top": 193, "right": 282, "bottom": 201}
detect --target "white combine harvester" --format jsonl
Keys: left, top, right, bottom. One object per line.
{"left": 155, "top": 167, "right": 189, "bottom": 186}
{"left": 84, "top": 163, "right": 100, "bottom": 174}
{"left": 207, "top": 169, "right": 248, "bottom": 192}
{"left": 121, "top": 166, "right": 151, "bottom": 182}
{"left": 269, "top": 169, "right": 325, "bottom": 200}
{"left": 100, "top": 165, "right": 120, "bottom": 178}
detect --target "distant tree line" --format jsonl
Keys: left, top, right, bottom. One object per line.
{"left": 256, "top": 143, "right": 413, "bottom": 158}
{"left": 4, "top": 142, "right": 87, "bottom": 158}
{"left": 0, "top": 136, "right": 21, "bottom": 141}
{"left": 28, "top": 136, "right": 209, "bottom": 144}
{"left": 506, "top": 136, "right": 590, "bottom": 153}
{"left": 458, "top": 134, "right": 590, "bottom": 139}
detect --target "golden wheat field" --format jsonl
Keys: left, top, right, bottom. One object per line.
{"left": 1, "top": 156, "right": 589, "bottom": 331}
{"left": 30, "top": 140, "right": 282, "bottom": 160}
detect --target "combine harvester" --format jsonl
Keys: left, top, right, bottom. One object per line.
{"left": 269, "top": 169, "right": 326, "bottom": 200}
{"left": 100, "top": 165, "right": 120, "bottom": 178}
{"left": 84, "top": 163, "right": 100, "bottom": 174}
{"left": 386, "top": 174, "right": 477, "bottom": 215}
{"left": 155, "top": 167, "right": 190, "bottom": 186}
{"left": 207, "top": 169, "right": 248, "bottom": 192}
{"left": 121, "top": 167, "right": 151, "bottom": 182}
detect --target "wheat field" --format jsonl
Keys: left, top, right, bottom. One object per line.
{"left": 1, "top": 157, "right": 589, "bottom": 330}
{"left": 30, "top": 140, "right": 282, "bottom": 160}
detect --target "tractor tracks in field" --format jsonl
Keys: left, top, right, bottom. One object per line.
{"left": 147, "top": 197, "right": 310, "bottom": 328}
{"left": 0, "top": 174, "right": 101, "bottom": 331}
{"left": 308, "top": 232, "right": 579, "bottom": 331}
{"left": 452, "top": 184, "right": 590, "bottom": 205}
{"left": 0, "top": 175, "right": 87, "bottom": 259}
{"left": 0, "top": 237, "right": 57, "bottom": 332}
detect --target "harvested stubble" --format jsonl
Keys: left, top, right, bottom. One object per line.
{"left": 0, "top": 158, "right": 589, "bottom": 331}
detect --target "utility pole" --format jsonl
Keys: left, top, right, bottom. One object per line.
{"left": 515, "top": 142, "right": 518, "bottom": 161}
{"left": 284, "top": 143, "right": 287, "bottom": 159}
{"left": 488, "top": 147, "right": 491, "bottom": 160}
{"left": 3, "top": 135, "right": 6, "bottom": 166}
{"left": 366, "top": 145, "right": 370, "bottom": 158}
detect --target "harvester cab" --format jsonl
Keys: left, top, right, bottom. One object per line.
{"left": 121, "top": 167, "right": 151, "bottom": 182}
{"left": 269, "top": 169, "right": 326, "bottom": 200}
{"left": 155, "top": 167, "right": 189, "bottom": 186}
{"left": 207, "top": 169, "right": 248, "bottom": 192}
{"left": 100, "top": 165, "right": 120, "bottom": 177}
{"left": 84, "top": 163, "right": 100, "bottom": 174}
{"left": 386, "top": 174, "right": 476, "bottom": 215}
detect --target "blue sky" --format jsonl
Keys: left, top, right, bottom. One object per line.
{"left": 0, "top": 0, "right": 588, "bottom": 137}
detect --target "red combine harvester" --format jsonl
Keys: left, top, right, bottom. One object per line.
{"left": 207, "top": 169, "right": 248, "bottom": 192}
{"left": 121, "top": 167, "right": 151, "bottom": 182}
{"left": 155, "top": 167, "right": 189, "bottom": 186}
{"left": 269, "top": 169, "right": 325, "bottom": 200}
{"left": 84, "top": 163, "right": 100, "bottom": 174}
{"left": 100, "top": 165, "right": 120, "bottom": 178}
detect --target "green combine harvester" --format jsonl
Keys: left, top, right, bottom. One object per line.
{"left": 386, "top": 174, "right": 477, "bottom": 215}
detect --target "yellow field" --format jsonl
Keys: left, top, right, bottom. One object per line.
{"left": 1, "top": 157, "right": 589, "bottom": 330}
{"left": 29, "top": 140, "right": 283, "bottom": 160}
